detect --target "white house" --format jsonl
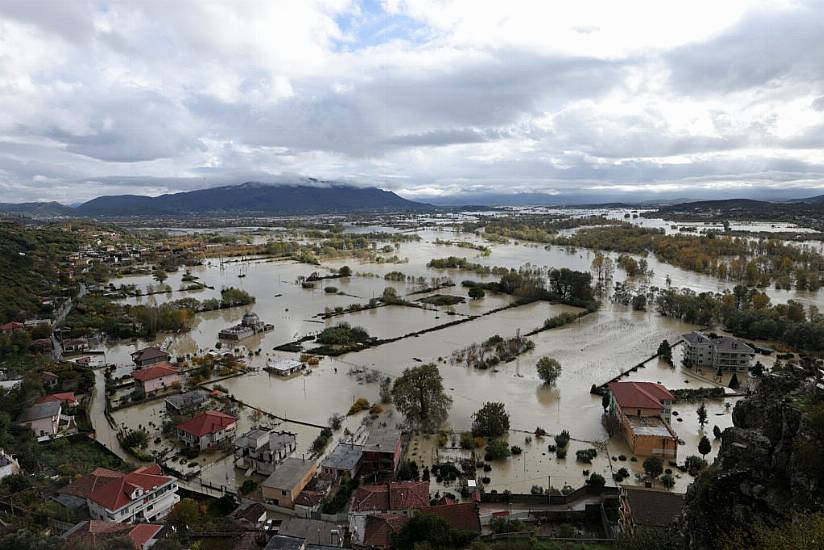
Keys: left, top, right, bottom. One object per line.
{"left": 233, "top": 429, "right": 297, "bottom": 475}
{"left": 62, "top": 464, "right": 179, "bottom": 524}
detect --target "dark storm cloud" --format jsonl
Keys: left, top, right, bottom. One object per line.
{"left": 666, "top": 1, "right": 824, "bottom": 94}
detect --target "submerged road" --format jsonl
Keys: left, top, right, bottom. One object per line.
{"left": 89, "top": 368, "right": 131, "bottom": 463}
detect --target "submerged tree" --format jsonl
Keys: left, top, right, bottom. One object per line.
{"left": 643, "top": 456, "right": 663, "bottom": 484}
{"left": 536, "top": 357, "right": 562, "bottom": 385}
{"left": 657, "top": 339, "right": 673, "bottom": 364}
{"left": 697, "top": 402, "right": 708, "bottom": 429}
{"left": 699, "top": 435, "right": 712, "bottom": 459}
{"left": 391, "top": 364, "right": 452, "bottom": 432}
{"left": 472, "top": 402, "right": 510, "bottom": 438}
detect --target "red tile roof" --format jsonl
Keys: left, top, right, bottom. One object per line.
{"left": 65, "top": 520, "right": 163, "bottom": 549}
{"left": 41, "top": 371, "right": 58, "bottom": 380}
{"left": 61, "top": 467, "right": 123, "bottom": 499}
{"left": 83, "top": 464, "right": 173, "bottom": 511}
{"left": 176, "top": 410, "right": 237, "bottom": 437}
{"left": 36, "top": 392, "right": 78, "bottom": 405}
{"left": 608, "top": 382, "right": 674, "bottom": 411}
{"left": 421, "top": 502, "right": 481, "bottom": 532}
{"left": 132, "top": 362, "right": 178, "bottom": 382}
{"left": 0, "top": 322, "right": 23, "bottom": 331}
{"left": 363, "top": 513, "right": 409, "bottom": 548}
{"left": 351, "top": 481, "right": 430, "bottom": 512}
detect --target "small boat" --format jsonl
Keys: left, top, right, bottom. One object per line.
{"left": 238, "top": 273, "right": 246, "bottom": 278}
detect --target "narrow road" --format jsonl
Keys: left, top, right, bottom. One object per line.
{"left": 89, "top": 368, "right": 131, "bottom": 463}
{"left": 51, "top": 283, "right": 87, "bottom": 362}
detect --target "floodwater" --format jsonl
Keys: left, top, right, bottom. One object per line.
{"left": 97, "top": 218, "right": 819, "bottom": 495}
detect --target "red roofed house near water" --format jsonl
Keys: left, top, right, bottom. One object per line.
{"left": 130, "top": 346, "right": 170, "bottom": 367}
{"left": 608, "top": 381, "right": 678, "bottom": 459}
{"left": 176, "top": 410, "right": 238, "bottom": 450}
{"left": 61, "top": 464, "right": 179, "bottom": 523}
{"left": 132, "top": 362, "right": 179, "bottom": 393}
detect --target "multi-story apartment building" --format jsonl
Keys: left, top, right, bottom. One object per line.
{"left": 682, "top": 332, "right": 755, "bottom": 372}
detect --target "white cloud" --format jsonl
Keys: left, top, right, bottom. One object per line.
{"left": 0, "top": 0, "right": 822, "bottom": 202}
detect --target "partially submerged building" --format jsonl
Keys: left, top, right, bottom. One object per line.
{"left": 233, "top": 428, "right": 297, "bottom": 475}
{"left": 321, "top": 442, "right": 363, "bottom": 480}
{"left": 219, "top": 312, "right": 273, "bottom": 340}
{"left": 681, "top": 332, "right": 755, "bottom": 372}
{"left": 164, "top": 389, "right": 210, "bottom": 416}
{"left": 608, "top": 382, "right": 678, "bottom": 459}
{"left": 176, "top": 410, "right": 238, "bottom": 450}
{"left": 361, "top": 426, "right": 403, "bottom": 478}
{"left": 132, "top": 363, "right": 179, "bottom": 394}
{"left": 130, "top": 347, "right": 170, "bottom": 367}
{"left": 261, "top": 457, "right": 317, "bottom": 508}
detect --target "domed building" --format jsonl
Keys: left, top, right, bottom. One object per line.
{"left": 219, "top": 311, "right": 271, "bottom": 340}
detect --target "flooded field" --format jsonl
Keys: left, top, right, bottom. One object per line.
{"left": 97, "top": 216, "right": 818, "bottom": 496}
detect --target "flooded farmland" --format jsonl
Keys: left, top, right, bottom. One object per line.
{"left": 95, "top": 216, "right": 820, "bottom": 497}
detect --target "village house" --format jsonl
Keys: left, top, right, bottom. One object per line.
{"left": 36, "top": 392, "right": 80, "bottom": 408}
{"left": 278, "top": 518, "right": 345, "bottom": 547}
{"left": 608, "top": 381, "right": 678, "bottom": 459}
{"left": 164, "top": 389, "right": 209, "bottom": 416}
{"left": 62, "top": 337, "right": 89, "bottom": 353}
{"left": 349, "top": 481, "right": 430, "bottom": 548}
{"left": 228, "top": 502, "right": 267, "bottom": 529}
{"left": 176, "top": 410, "right": 238, "bottom": 450}
{"left": 233, "top": 428, "right": 297, "bottom": 475}
{"left": 61, "top": 464, "right": 179, "bottom": 523}
{"left": 132, "top": 363, "right": 180, "bottom": 394}
{"left": 682, "top": 332, "right": 755, "bottom": 372}
{"left": 63, "top": 520, "right": 164, "bottom": 549}
{"left": 360, "top": 426, "right": 404, "bottom": 479}
{"left": 0, "top": 321, "right": 24, "bottom": 334}
{"left": 321, "top": 442, "right": 363, "bottom": 480}
{"left": 261, "top": 457, "right": 317, "bottom": 508}
{"left": 16, "top": 401, "right": 62, "bottom": 437}
{"left": 130, "top": 346, "right": 171, "bottom": 367}
{"left": 41, "top": 370, "right": 59, "bottom": 388}
{"left": 29, "top": 338, "right": 53, "bottom": 353}
{"left": 619, "top": 485, "right": 685, "bottom": 534}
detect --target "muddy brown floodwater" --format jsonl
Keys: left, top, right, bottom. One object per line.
{"left": 99, "top": 224, "right": 818, "bottom": 495}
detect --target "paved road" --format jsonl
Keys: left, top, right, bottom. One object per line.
{"left": 89, "top": 369, "right": 130, "bottom": 463}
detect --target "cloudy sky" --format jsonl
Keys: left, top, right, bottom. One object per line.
{"left": 1, "top": 0, "right": 824, "bottom": 203}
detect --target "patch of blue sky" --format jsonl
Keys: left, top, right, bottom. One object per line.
{"left": 334, "top": 0, "right": 430, "bottom": 51}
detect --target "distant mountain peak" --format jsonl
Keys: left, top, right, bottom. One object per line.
{"left": 73, "top": 181, "right": 430, "bottom": 217}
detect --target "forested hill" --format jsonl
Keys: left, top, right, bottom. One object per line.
{"left": 652, "top": 195, "right": 824, "bottom": 230}
{"left": 0, "top": 222, "right": 80, "bottom": 322}
{"left": 74, "top": 182, "right": 430, "bottom": 216}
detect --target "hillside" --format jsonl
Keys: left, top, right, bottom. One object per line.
{"left": 75, "top": 182, "right": 430, "bottom": 217}
{"left": 0, "top": 201, "right": 74, "bottom": 218}
{"left": 0, "top": 222, "right": 80, "bottom": 322}
{"left": 651, "top": 195, "right": 824, "bottom": 231}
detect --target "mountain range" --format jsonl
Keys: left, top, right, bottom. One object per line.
{"left": 0, "top": 182, "right": 429, "bottom": 218}
{"left": 1, "top": 181, "right": 824, "bottom": 221}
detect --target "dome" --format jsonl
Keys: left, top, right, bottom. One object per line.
{"left": 241, "top": 312, "right": 260, "bottom": 326}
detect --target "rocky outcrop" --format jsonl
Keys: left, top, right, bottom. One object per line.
{"left": 680, "top": 361, "right": 824, "bottom": 549}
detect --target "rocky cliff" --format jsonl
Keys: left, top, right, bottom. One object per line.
{"left": 681, "top": 358, "right": 824, "bottom": 548}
